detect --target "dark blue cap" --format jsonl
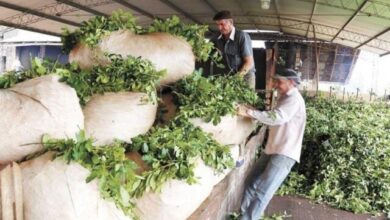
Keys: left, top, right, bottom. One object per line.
{"left": 273, "top": 68, "right": 301, "bottom": 84}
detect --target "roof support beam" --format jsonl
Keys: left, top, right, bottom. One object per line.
{"left": 380, "top": 51, "right": 390, "bottom": 57}
{"left": 298, "top": 0, "right": 390, "bottom": 20}
{"left": 0, "top": 1, "right": 81, "bottom": 27}
{"left": 160, "top": 0, "right": 201, "bottom": 24}
{"left": 111, "top": 0, "right": 161, "bottom": 20}
{"left": 331, "top": 0, "right": 369, "bottom": 42}
{"left": 234, "top": 0, "right": 261, "bottom": 30}
{"left": 215, "top": 12, "right": 390, "bottom": 53}
{"left": 355, "top": 27, "right": 390, "bottom": 49}
{"left": 56, "top": 0, "right": 108, "bottom": 17}
{"left": 274, "top": 0, "right": 283, "bottom": 32}
{"left": 202, "top": 0, "right": 217, "bottom": 13}
{"left": 0, "top": 20, "right": 61, "bottom": 36}
{"left": 305, "top": 0, "right": 317, "bottom": 38}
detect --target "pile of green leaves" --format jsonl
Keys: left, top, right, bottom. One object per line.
{"left": 0, "top": 57, "right": 62, "bottom": 88}
{"left": 172, "top": 71, "right": 263, "bottom": 125}
{"left": 277, "top": 97, "right": 390, "bottom": 216}
{"left": 39, "top": 131, "right": 140, "bottom": 219}
{"left": 0, "top": 55, "right": 164, "bottom": 105}
{"left": 61, "top": 54, "right": 165, "bottom": 105}
{"left": 37, "top": 119, "right": 234, "bottom": 218}
{"left": 62, "top": 11, "right": 221, "bottom": 63}
{"left": 127, "top": 120, "right": 234, "bottom": 196}
{"left": 62, "top": 10, "right": 143, "bottom": 53}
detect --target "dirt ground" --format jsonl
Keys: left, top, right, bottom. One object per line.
{"left": 266, "top": 195, "right": 387, "bottom": 220}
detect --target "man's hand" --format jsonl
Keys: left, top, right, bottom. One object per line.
{"left": 237, "top": 104, "right": 252, "bottom": 117}
{"left": 237, "top": 70, "right": 246, "bottom": 77}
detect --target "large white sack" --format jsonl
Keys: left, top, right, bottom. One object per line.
{"left": 21, "top": 153, "right": 130, "bottom": 220}
{"left": 190, "top": 115, "right": 256, "bottom": 145}
{"left": 0, "top": 75, "right": 84, "bottom": 164}
{"left": 134, "top": 145, "right": 239, "bottom": 220}
{"left": 160, "top": 93, "right": 256, "bottom": 145}
{"left": 69, "top": 30, "right": 195, "bottom": 86}
{"left": 83, "top": 92, "right": 157, "bottom": 145}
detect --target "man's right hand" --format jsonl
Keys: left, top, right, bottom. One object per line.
{"left": 237, "top": 105, "right": 251, "bottom": 117}
{"left": 237, "top": 71, "right": 246, "bottom": 77}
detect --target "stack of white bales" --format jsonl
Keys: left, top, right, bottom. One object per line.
{"left": 0, "top": 26, "right": 255, "bottom": 220}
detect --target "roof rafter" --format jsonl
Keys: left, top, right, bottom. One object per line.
{"left": 305, "top": 0, "right": 317, "bottom": 38}
{"left": 160, "top": 0, "right": 201, "bottom": 24}
{"left": 331, "top": 0, "right": 369, "bottom": 42}
{"left": 355, "top": 27, "right": 390, "bottom": 48}
{"left": 274, "top": 0, "right": 283, "bottom": 32}
{"left": 56, "top": 0, "right": 108, "bottom": 17}
{"left": 201, "top": 0, "right": 217, "bottom": 13}
{"left": 225, "top": 14, "right": 390, "bottom": 52}
{"left": 380, "top": 51, "right": 390, "bottom": 57}
{"left": 234, "top": 0, "right": 261, "bottom": 30}
{"left": 0, "top": 20, "right": 61, "bottom": 36}
{"left": 0, "top": 1, "right": 80, "bottom": 27}
{"left": 0, "top": 1, "right": 113, "bottom": 35}
{"left": 298, "top": 0, "right": 390, "bottom": 20}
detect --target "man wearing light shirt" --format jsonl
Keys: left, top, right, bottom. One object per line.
{"left": 237, "top": 68, "right": 306, "bottom": 220}
{"left": 211, "top": 10, "right": 256, "bottom": 88}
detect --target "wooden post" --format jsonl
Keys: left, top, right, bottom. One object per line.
{"left": 370, "top": 88, "right": 373, "bottom": 101}
{"left": 265, "top": 47, "right": 277, "bottom": 110}
{"left": 345, "top": 49, "right": 359, "bottom": 84}
{"left": 329, "top": 45, "right": 338, "bottom": 81}
{"left": 312, "top": 24, "right": 320, "bottom": 95}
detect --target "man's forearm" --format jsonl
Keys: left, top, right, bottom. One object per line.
{"left": 238, "top": 56, "right": 254, "bottom": 75}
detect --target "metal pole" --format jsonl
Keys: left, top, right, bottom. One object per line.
{"left": 343, "top": 87, "right": 345, "bottom": 101}
{"left": 370, "top": 88, "right": 373, "bottom": 101}
{"left": 356, "top": 88, "right": 359, "bottom": 99}
{"left": 329, "top": 86, "right": 332, "bottom": 98}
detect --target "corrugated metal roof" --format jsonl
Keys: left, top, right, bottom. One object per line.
{"left": 0, "top": 0, "right": 389, "bottom": 56}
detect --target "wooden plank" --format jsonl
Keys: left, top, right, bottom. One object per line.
{"left": 1, "top": 165, "right": 14, "bottom": 220}
{"left": 12, "top": 162, "right": 23, "bottom": 220}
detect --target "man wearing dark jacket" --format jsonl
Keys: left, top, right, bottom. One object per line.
{"left": 211, "top": 10, "right": 256, "bottom": 88}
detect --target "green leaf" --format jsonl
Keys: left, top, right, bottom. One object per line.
{"left": 142, "top": 143, "right": 149, "bottom": 153}
{"left": 120, "top": 186, "right": 130, "bottom": 206}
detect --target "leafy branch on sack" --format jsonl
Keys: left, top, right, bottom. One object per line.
{"left": 61, "top": 11, "right": 223, "bottom": 63}
{"left": 127, "top": 119, "right": 234, "bottom": 197}
{"left": 60, "top": 54, "right": 165, "bottom": 105}
{"left": 61, "top": 10, "right": 143, "bottom": 53}
{"left": 0, "top": 55, "right": 164, "bottom": 105}
{"left": 0, "top": 57, "right": 61, "bottom": 88}
{"left": 37, "top": 117, "right": 234, "bottom": 219}
{"left": 172, "top": 71, "right": 264, "bottom": 125}
{"left": 38, "top": 131, "right": 141, "bottom": 219}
